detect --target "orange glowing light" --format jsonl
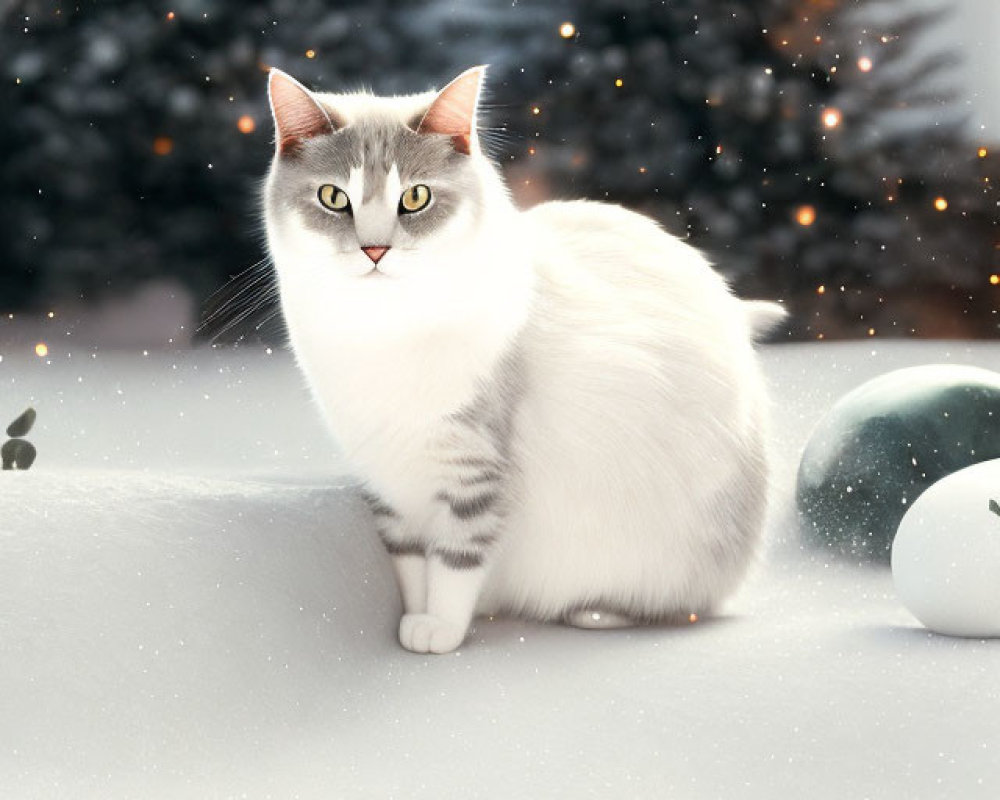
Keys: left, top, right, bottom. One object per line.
{"left": 817, "top": 285, "right": 826, "bottom": 295}
{"left": 638, "top": 166, "right": 647, "bottom": 173}
{"left": 979, "top": 147, "right": 988, "bottom": 158}
{"left": 990, "top": 274, "right": 999, "bottom": 285}
{"left": 868, "top": 328, "right": 876, "bottom": 336}
{"left": 688, "top": 613, "right": 699, "bottom": 624}
{"left": 153, "top": 136, "right": 174, "bottom": 156}
{"left": 305, "top": 49, "right": 316, "bottom": 59}
{"left": 559, "top": 22, "right": 576, "bottom": 38}
{"left": 166, "top": 11, "right": 175, "bottom": 20}
{"left": 857, "top": 56, "right": 873, "bottom": 72}
{"left": 614, "top": 78, "right": 623, "bottom": 87}
{"left": 531, "top": 106, "right": 540, "bottom": 115}
{"left": 237, "top": 115, "right": 255, "bottom": 134}
{"left": 934, "top": 196, "right": 948, "bottom": 211}
{"left": 35, "top": 343, "right": 48, "bottom": 357}
{"left": 796, "top": 205, "right": 817, "bottom": 226}
{"left": 822, "top": 108, "right": 842, "bottom": 128}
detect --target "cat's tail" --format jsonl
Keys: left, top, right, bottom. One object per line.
{"left": 743, "top": 300, "right": 787, "bottom": 340}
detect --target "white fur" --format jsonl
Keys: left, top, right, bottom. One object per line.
{"left": 479, "top": 201, "right": 773, "bottom": 621}
{"left": 266, "top": 87, "right": 780, "bottom": 653}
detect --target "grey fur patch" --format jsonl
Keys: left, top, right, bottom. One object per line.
{"left": 446, "top": 342, "right": 525, "bottom": 466}
{"left": 436, "top": 490, "right": 498, "bottom": 520}
{"left": 358, "top": 488, "right": 397, "bottom": 518}
{"left": 458, "top": 469, "right": 503, "bottom": 486}
{"left": 378, "top": 532, "right": 425, "bottom": 557}
{"left": 443, "top": 456, "right": 502, "bottom": 470}
{"left": 431, "top": 548, "right": 485, "bottom": 570}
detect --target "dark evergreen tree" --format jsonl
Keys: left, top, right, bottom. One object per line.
{"left": 498, "top": 0, "right": 999, "bottom": 339}
{"left": 0, "top": 0, "right": 550, "bottom": 340}
{"left": 1, "top": 0, "right": 996, "bottom": 341}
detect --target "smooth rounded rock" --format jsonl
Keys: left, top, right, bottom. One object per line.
{"left": 2, "top": 438, "right": 37, "bottom": 471}
{"left": 6, "top": 407, "right": 36, "bottom": 438}
{"left": 892, "top": 459, "right": 1000, "bottom": 637}
{"left": 797, "top": 364, "right": 1000, "bottom": 562}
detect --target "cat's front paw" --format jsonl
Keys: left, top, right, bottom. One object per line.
{"left": 398, "top": 613, "right": 467, "bottom": 654}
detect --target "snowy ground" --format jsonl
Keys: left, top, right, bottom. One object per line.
{"left": 1, "top": 339, "right": 998, "bottom": 799}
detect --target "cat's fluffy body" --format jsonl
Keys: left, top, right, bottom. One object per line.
{"left": 265, "top": 68, "right": 782, "bottom": 651}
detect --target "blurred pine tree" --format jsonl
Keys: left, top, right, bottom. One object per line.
{"left": 499, "top": 0, "right": 1000, "bottom": 338}
{"left": 1, "top": 0, "right": 996, "bottom": 340}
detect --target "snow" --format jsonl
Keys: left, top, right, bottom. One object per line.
{"left": 1, "top": 340, "right": 999, "bottom": 798}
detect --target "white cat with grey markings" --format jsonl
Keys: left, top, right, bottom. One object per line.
{"left": 264, "top": 65, "right": 784, "bottom": 654}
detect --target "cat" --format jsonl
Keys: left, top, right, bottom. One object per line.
{"left": 263, "top": 65, "right": 785, "bottom": 654}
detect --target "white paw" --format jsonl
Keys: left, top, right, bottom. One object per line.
{"left": 398, "top": 613, "right": 467, "bottom": 654}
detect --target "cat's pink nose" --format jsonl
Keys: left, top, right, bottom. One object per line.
{"left": 361, "top": 246, "right": 389, "bottom": 265}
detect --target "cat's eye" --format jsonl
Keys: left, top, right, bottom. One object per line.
{"left": 399, "top": 184, "right": 432, "bottom": 214}
{"left": 318, "top": 184, "right": 351, "bottom": 213}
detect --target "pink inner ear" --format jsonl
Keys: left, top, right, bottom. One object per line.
{"left": 268, "top": 70, "right": 338, "bottom": 155}
{"left": 417, "top": 67, "right": 485, "bottom": 155}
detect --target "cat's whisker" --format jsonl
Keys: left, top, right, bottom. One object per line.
{"left": 252, "top": 307, "right": 284, "bottom": 332}
{"left": 214, "top": 282, "right": 279, "bottom": 322}
{"left": 198, "top": 258, "right": 280, "bottom": 344}
{"left": 200, "top": 288, "right": 271, "bottom": 331}
{"left": 200, "top": 261, "right": 273, "bottom": 320}
{"left": 202, "top": 283, "right": 280, "bottom": 345}
{"left": 204, "top": 257, "right": 271, "bottom": 298}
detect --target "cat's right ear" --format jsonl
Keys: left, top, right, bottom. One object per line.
{"left": 267, "top": 69, "right": 341, "bottom": 156}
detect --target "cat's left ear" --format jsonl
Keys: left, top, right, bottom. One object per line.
{"left": 417, "top": 65, "right": 487, "bottom": 156}
{"left": 268, "top": 68, "right": 342, "bottom": 156}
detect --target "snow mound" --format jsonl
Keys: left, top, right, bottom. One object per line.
{"left": 1, "top": 342, "right": 999, "bottom": 798}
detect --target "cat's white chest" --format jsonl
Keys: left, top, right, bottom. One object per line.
{"left": 287, "top": 308, "right": 511, "bottom": 508}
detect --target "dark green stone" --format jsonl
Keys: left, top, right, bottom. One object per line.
{"left": 2, "top": 438, "right": 36, "bottom": 470}
{"left": 796, "top": 365, "right": 1000, "bottom": 563}
{"left": 6, "top": 407, "right": 36, "bottom": 438}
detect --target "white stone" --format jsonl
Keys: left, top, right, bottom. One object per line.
{"left": 892, "top": 458, "right": 1000, "bottom": 637}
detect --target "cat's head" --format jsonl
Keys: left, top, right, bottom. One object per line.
{"left": 264, "top": 66, "right": 501, "bottom": 287}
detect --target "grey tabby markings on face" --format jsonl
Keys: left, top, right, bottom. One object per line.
{"left": 271, "top": 110, "right": 484, "bottom": 245}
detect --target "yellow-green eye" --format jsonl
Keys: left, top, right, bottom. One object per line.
{"left": 318, "top": 184, "right": 351, "bottom": 212}
{"left": 400, "top": 184, "right": 431, "bottom": 213}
